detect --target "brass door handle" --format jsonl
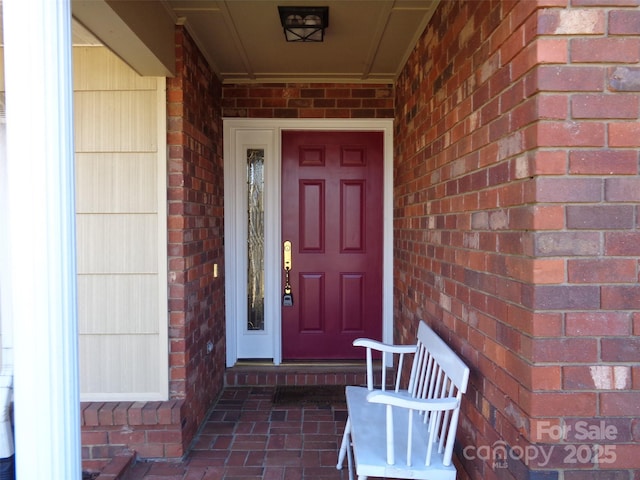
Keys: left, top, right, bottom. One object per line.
{"left": 283, "top": 241, "right": 293, "bottom": 306}
{"left": 283, "top": 240, "right": 292, "bottom": 271}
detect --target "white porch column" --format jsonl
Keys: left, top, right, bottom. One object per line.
{"left": 2, "top": 0, "right": 81, "bottom": 478}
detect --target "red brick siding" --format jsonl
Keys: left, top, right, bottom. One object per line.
{"left": 224, "top": 368, "right": 369, "bottom": 387}
{"left": 222, "top": 83, "right": 394, "bottom": 118}
{"left": 166, "top": 25, "right": 226, "bottom": 451}
{"left": 529, "top": 1, "right": 640, "bottom": 473}
{"left": 394, "top": 0, "right": 639, "bottom": 478}
{"left": 81, "top": 400, "right": 184, "bottom": 471}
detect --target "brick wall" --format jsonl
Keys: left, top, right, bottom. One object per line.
{"left": 81, "top": 400, "right": 184, "bottom": 469}
{"left": 222, "top": 83, "right": 394, "bottom": 118}
{"left": 166, "top": 25, "right": 226, "bottom": 451}
{"left": 529, "top": 1, "right": 640, "bottom": 476}
{"left": 394, "top": 0, "right": 639, "bottom": 479}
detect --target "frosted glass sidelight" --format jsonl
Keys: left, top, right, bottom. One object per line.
{"left": 247, "top": 149, "right": 265, "bottom": 331}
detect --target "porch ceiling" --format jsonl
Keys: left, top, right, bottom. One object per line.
{"left": 168, "top": 0, "right": 438, "bottom": 83}
{"left": 73, "top": 0, "right": 439, "bottom": 84}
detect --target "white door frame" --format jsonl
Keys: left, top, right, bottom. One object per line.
{"left": 223, "top": 118, "right": 393, "bottom": 366}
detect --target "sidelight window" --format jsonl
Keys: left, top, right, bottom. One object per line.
{"left": 247, "top": 148, "right": 265, "bottom": 331}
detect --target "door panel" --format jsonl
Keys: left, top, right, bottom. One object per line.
{"left": 341, "top": 274, "right": 364, "bottom": 331}
{"left": 341, "top": 181, "right": 365, "bottom": 251}
{"left": 300, "top": 180, "right": 324, "bottom": 251}
{"left": 281, "top": 130, "right": 383, "bottom": 359}
{"left": 300, "top": 273, "right": 324, "bottom": 331}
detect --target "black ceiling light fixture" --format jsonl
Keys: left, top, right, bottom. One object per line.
{"left": 278, "top": 6, "right": 329, "bottom": 42}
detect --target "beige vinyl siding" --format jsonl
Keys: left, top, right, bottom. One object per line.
{"left": 74, "top": 46, "right": 168, "bottom": 401}
{"left": 75, "top": 153, "right": 158, "bottom": 212}
{"left": 74, "top": 91, "right": 158, "bottom": 152}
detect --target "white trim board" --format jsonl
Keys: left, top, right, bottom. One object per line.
{"left": 223, "top": 118, "right": 394, "bottom": 366}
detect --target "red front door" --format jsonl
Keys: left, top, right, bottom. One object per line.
{"left": 281, "top": 131, "right": 383, "bottom": 359}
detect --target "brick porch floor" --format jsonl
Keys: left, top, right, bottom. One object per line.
{"left": 120, "top": 385, "right": 352, "bottom": 480}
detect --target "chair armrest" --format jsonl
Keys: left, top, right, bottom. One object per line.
{"left": 353, "top": 338, "right": 417, "bottom": 354}
{"left": 353, "top": 339, "right": 417, "bottom": 391}
{"left": 367, "top": 390, "right": 459, "bottom": 412}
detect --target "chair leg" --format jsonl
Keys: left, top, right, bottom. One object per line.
{"left": 336, "top": 416, "right": 351, "bottom": 470}
{"left": 346, "top": 424, "right": 355, "bottom": 480}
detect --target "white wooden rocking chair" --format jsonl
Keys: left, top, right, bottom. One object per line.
{"left": 337, "top": 321, "right": 470, "bottom": 480}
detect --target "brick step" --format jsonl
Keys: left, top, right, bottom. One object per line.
{"left": 87, "top": 449, "right": 135, "bottom": 480}
{"left": 224, "top": 362, "right": 377, "bottom": 387}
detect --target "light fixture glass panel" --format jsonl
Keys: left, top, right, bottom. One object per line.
{"left": 279, "top": 6, "right": 328, "bottom": 42}
{"left": 285, "top": 27, "right": 323, "bottom": 42}
{"left": 247, "top": 148, "right": 264, "bottom": 331}
{"left": 304, "top": 15, "right": 321, "bottom": 25}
